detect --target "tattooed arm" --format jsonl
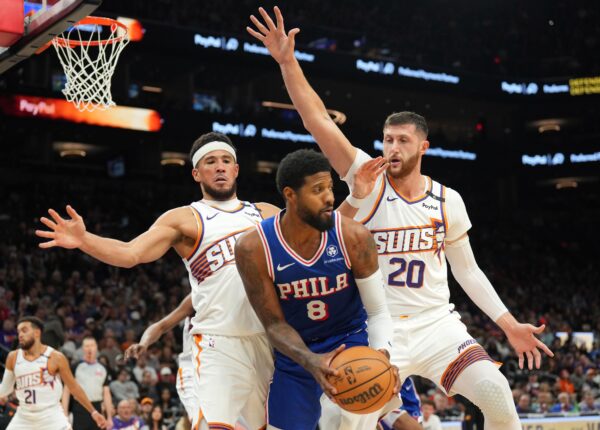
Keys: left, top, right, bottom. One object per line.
{"left": 235, "top": 229, "right": 342, "bottom": 399}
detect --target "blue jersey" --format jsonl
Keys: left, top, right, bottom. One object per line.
{"left": 257, "top": 211, "right": 367, "bottom": 343}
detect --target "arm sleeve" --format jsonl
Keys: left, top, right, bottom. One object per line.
{"left": 445, "top": 236, "right": 508, "bottom": 322}
{"left": 0, "top": 369, "right": 16, "bottom": 397}
{"left": 444, "top": 187, "right": 472, "bottom": 242}
{"left": 355, "top": 270, "right": 394, "bottom": 351}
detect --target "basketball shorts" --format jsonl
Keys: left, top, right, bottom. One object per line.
{"left": 267, "top": 325, "right": 382, "bottom": 430}
{"left": 8, "top": 405, "right": 71, "bottom": 430}
{"left": 176, "top": 352, "right": 197, "bottom": 420}
{"left": 191, "top": 332, "right": 273, "bottom": 430}
{"left": 390, "top": 305, "right": 497, "bottom": 395}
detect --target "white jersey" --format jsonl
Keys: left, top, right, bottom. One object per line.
{"left": 343, "top": 149, "right": 472, "bottom": 316}
{"left": 183, "top": 199, "right": 265, "bottom": 336}
{"left": 13, "top": 346, "right": 63, "bottom": 415}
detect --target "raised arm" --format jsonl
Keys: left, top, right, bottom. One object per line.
{"left": 36, "top": 205, "right": 193, "bottom": 268}
{"left": 234, "top": 229, "right": 342, "bottom": 399}
{"left": 55, "top": 352, "right": 107, "bottom": 429}
{"left": 125, "top": 294, "right": 194, "bottom": 360}
{"left": 247, "top": 6, "right": 356, "bottom": 177}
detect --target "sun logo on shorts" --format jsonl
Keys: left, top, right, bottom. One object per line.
{"left": 326, "top": 245, "right": 338, "bottom": 257}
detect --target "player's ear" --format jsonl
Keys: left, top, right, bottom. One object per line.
{"left": 191, "top": 168, "right": 201, "bottom": 183}
{"left": 282, "top": 186, "right": 295, "bottom": 204}
{"left": 420, "top": 140, "right": 430, "bottom": 155}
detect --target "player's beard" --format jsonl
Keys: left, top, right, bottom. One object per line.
{"left": 19, "top": 337, "right": 35, "bottom": 351}
{"left": 298, "top": 203, "right": 334, "bottom": 232}
{"left": 388, "top": 150, "right": 420, "bottom": 179}
{"left": 202, "top": 181, "right": 237, "bottom": 201}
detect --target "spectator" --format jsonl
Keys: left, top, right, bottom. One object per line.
{"left": 112, "top": 399, "right": 146, "bottom": 430}
{"left": 139, "top": 370, "right": 160, "bottom": 401}
{"left": 421, "top": 399, "right": 443, "bottom": 430}
{"left": 516, "top": 393, "right": 533, "bottom": 414}
{"left": 101, "top": 335, "right": 122, "bottom": 370}
{"left": 550, "top": 392, "right": 576, "bottom": 413}
{"left": 149, "top": 405, "right": 169, "bottom": 430}
{"left": 558, "top": 369, "right": 576, "bottom": 394}
{"left": 139, "top": 397, "right": 154, "bottom": 424}
{"left": 110, "top": 368, "right": 140, "bottom": 404}
{"left": 0, "top": 318, "right": 17, "bottom": 349}
{"left": 133, "top": 356, "right": 158, "bottom": 385}
{"left": 579, "top": 392, "right": 600, "bottom": 413}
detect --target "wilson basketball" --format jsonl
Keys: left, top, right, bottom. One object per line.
{"left": 327, "top": 346, "right": 396, "bottom": 414}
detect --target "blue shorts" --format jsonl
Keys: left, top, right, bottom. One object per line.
{"left": 267, "top": 325, "right": 367, "bottom": 430}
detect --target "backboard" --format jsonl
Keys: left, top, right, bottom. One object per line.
{"left": 0, "top": 0, "right": 102, "bottom": 74}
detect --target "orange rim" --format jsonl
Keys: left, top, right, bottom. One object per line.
{"left": 53, "top": 16, "right": 128, "bottom": 48}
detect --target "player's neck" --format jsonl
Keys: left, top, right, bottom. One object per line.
{"left": 279, "top": 210, "right": 322, "bottom": 257}
{"left": 201, "top": 196, "right": 240, "bottom": 210}
{"left": 387, "top": 169, "right": 426, "bottom": 200}
{"left": 22, "top": 342, "right": 46, "bottom": 359}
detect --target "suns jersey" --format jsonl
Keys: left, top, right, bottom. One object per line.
{"left": 13, "top": 346, "right": 63, "bottom": 414}
{"left": 343, "top": 149, "right": 472, "bottom": 317}
{"left": 256, "top": 211, "right": 367, "bottom": 343}
{"left": 183, "top": 199, "right": 266, "bottom": 336}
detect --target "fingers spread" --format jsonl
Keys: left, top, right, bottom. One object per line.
{"left": 249, "top": 15, "right": 269, "bottom": 35}
{"left": 246, "top": 26, "right": 265, "bottom": 41}
{"left": 40, "top": 216, "right": 57, "bottom": 230}
{"left": 518, "top": 353, "right": 524, "bottom": 370}
{"left": 533, "top": 348, "right": 542, "bottom": 369}
{"left": 258, "top": 7, "right": 277, "bottom": 31}
{"left": 48, "top": 208, "right": 65, "bottom": 225}
{"left": 66, "top": 205, "right": 80, "bottom": 220}
{"left": 39, "top": 240, "right": 57, "bottom": 249}
{"left": 526, "top": 351, "right": 534, "bottom": 370}
{"left": 274, "top": 6, "right": 285, "bottom": 32}
{"left": 35, "top": 230, "right": 55, "bottom": 239}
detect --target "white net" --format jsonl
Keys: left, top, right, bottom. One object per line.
{"left": 52, "top": 18, "right": 129, "bottom": 112}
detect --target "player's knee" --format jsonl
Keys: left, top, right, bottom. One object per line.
{"left": 473, "top": 378, "right": 515, "bottom": 423}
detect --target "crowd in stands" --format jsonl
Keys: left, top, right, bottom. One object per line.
{"left": 100, "top": 0, "right": 600, "bottom": 77}
{"left": 0, "top": 170, "right": 599, "bottom": 427}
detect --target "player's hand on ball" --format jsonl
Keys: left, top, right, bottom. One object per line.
{"left": 246, "top": 6, "right": 300, "bottom": 66}
{"left": 352, "top": 157, "right": 388, "bottom": 199}
{"left": 306, "top": 344, "right": 346, "bottom": 401}
{"left": 124, "top": 343, "right": 147, "bottom": 361}
{"left": 36, "top": 205, "right": 86, "bottom": 249}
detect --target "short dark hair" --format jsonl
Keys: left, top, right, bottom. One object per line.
{"left": 383, "top": 111, "right": 428, "bottom": 138}
{"left": 276, "top": 149, "right": 331, "bottom": 195}
{"left": 17, "top": 316, "right": 44, "bottom": 333}
{"left": 82, "top": 335, "right": 97, "bottom": 343}
{"left": 189, "top": 132, "right": 236, "bottom": 166}
{"left": 421, "top": 399, "right": 435, "bottom": 407}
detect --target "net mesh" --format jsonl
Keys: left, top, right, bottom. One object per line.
{"left": 52, "top": 19, "right": 129, "bottom": 112}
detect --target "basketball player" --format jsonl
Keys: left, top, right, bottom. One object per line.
{"left": 0, "top": 316, "right": 107, "bottom": 430}
{"left": 35, "top": 132, "right": 279, "bottom": 430}
{"left": 125, "top": 295, "right": 250, "bottom": 430}
{"left": 235, "top": 149, "right": 399, "bottom": 430}
{"left": 248, "top": 7, "right": 553, "bottom": 430}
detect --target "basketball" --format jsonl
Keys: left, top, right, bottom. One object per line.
{"left": 327, "top": 346, "right": 396, "bottom": 414}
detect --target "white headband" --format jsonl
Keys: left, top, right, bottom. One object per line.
{"left": 191, "top": 141, "right": 237, "bottom": 167}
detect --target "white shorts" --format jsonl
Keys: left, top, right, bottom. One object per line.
{"left": 176, "top": 353, "right": 197, "bottom": 420}
{"left": 191, "top": 332, "right": 273, "bottom": 429}
{"left": 391, "top": 306, "right": 497, "bottom": 395}
{"left": 8, "top": 405, "right": 71, "bottom": 430}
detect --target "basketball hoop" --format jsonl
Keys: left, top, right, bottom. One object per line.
{"left": 51, "top": 16, "right": 129, "bottom": 112}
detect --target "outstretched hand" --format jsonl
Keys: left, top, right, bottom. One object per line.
{"left": 352, "top": 156, "right": 388, "bottom": 199}
{"left": 124, "top": 343, "right": 147, "bottom": 361}
{"left": 246, "top": 6, "right": 300, "bottom": 65}
{"left": 35, "top": 205, "right": 86, "bottom": 249}
{"left": 505, "top": 323, "right": 554, "bottom": 370}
